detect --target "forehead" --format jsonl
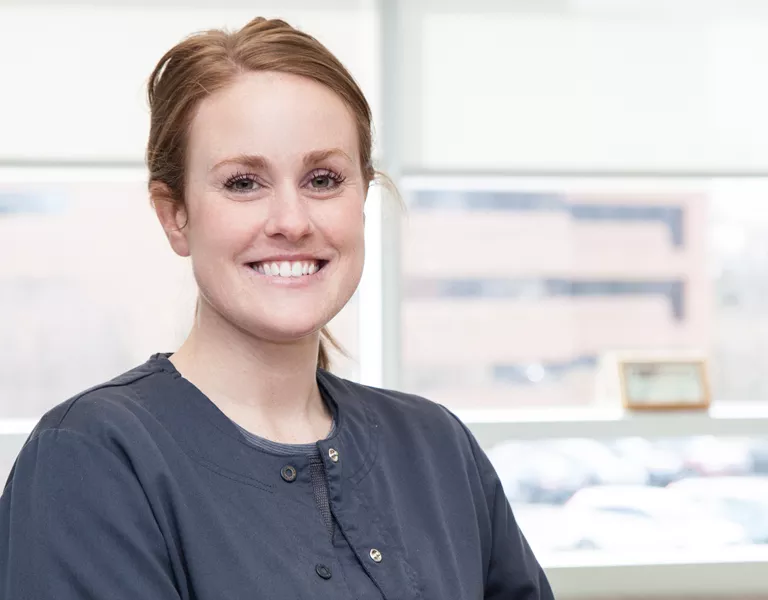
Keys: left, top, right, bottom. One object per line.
{"left": 187, "top": 71, "right": 360, "bottom": 167}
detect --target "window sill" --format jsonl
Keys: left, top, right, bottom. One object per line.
{"left": 456, "top": 402, "right": 768, "bottom": 446}
{"left": 544, "top": 546, "right": 768, "bottom": 599}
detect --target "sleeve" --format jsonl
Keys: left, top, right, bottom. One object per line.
{"left": 0, "top": 428, "right": 182, "bottom": 599}
{"left": 451, "top": 415, "right": 555, "bottom": 600}
{"left": 483, "top": 472, "right": 555, "bottom": 599}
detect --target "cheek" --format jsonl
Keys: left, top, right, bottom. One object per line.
{"left": 188, "top": 203, "right": 257, "bottom": 258}
{"left": 336, "top": 210, "right": 366, "bottom": 263}
{"left": 344, "top": 214, "right": 366, "bottom": 289}
{"left": 313, "top": 195, "right": 364, "bottom": 244}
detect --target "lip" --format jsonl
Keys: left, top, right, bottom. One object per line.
{"left": 246, "top": 254, "right": 327, "bottom": 264}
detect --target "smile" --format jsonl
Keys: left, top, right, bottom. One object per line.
{"left": 249, "top": 260, "right": 327, "bottom": 278}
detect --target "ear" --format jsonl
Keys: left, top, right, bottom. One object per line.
{"left": 150, "top": 181, "right": 191, "bottom": 258}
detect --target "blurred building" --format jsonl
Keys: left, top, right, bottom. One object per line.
{"left": 401, "top": 188, "right": 712, "bottom": 408}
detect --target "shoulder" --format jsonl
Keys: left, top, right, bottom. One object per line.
{"left": 322, "top": 369, "right": 464, "bottom": 428}
{"left": 4, "top": 359, "right": 171, "bottom": 495}
{"left": 320, "top": 370, "right": 482, "bottom": 463}
{"left": 28, "top": 357, "right": 165, "bottom": 451}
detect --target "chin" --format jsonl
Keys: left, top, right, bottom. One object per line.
{"left": 244, "top": 314, "right": 330, "bottom": 344}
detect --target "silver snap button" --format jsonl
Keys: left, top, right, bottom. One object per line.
{"left": 369, "top": 548, "right": 382, "bottom": 563}
{"left": 280, "top": 465, "right": 297, "bottom": 483}
{"left": 328, "top": 448, "right": 339, "bottom": 463}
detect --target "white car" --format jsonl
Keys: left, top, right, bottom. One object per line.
{"left": 542, "top": 438, "right": 650, "bottom": 487}
{"left": 659, "top": 437, "right": 754, "bottom": 476}
{"left": 559, "top": 485, "right": 748, "bottom": 552}
{"left": 487, "top": 440, "right": 593, "bottom": 504}
{"left": 668, "top": 476, "right": 768, "bottom": 544}
{"left": 611, "top": 437, "right": 688, "bottom": 486}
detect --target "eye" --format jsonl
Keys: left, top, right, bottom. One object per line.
{"left": 311, "top": 175, "right": 333, "bottom": 189}
{"left": 307, "top": 169, "right": 345, "bottom": 191}
{"left": 224, "top": 172, "right": 261, "bottom": 192}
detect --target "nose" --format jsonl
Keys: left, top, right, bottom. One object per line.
{"left": 263, "top": 185, "right": 313, "bottom": 242}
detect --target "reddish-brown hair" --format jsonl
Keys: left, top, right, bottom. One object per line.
{"left": 146, "top": 17, "right": 374, "bottom": 370}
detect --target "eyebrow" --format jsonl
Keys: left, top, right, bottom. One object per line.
{"left": 210, "top": 148, "right": 353, "bottom": 172}
{"left": 302, "top": 148, "right": 353, "bottom": 167}
{"left": 210, "top": 154, "right": 268, "bottom": 172}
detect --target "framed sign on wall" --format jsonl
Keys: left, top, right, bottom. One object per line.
{"left": 618, "top": 357, "right": 711, "bottom": 411}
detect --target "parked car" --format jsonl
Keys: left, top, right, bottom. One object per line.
{"left": 559, "top": 485, "right": 748, "bottom": 551}
{"left": 487, "top": 440, "right": 593, "bottom": 505}
{"left": 657, "top": 436, "right": 754, "bottom": 477}
{"left": 610, "top": 437, "right": 689, "bottom": 486}
{"left": 668, "top": 476, "right": 768, "bottom": 544}
{"left": 747, "top": 439, "right": 768, "bottom": 474}
{"left": 541, "top": 438, "right": 650, "bottom": 487}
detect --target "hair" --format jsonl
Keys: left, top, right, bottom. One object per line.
{"left": 146, "top": 17, "right": 376, "bottom": 371}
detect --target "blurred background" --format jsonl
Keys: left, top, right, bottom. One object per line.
{"left": 3, "top": 0, "right": 768, "bottom": 598}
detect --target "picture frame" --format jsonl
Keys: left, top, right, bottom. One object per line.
{"left": 617, "top": 357, "right": 711, "bottom": 412}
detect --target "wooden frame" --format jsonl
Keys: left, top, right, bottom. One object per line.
{"left": 618, "top": 357, "right": 711, "bottom": 411}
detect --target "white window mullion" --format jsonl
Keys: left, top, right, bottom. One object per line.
{"left": 358, "top": 185, "right": 385, "bottom": 389}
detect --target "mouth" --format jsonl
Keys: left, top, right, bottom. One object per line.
{"left": 248, "top": 259, "right": 329, "bottom": 278}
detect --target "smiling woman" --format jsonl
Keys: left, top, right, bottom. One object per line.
{"left": 0, "top": 16, "right": 553, "bottom": 600}
{"left": 151, "top": 69, "right": 366, "bottom": 370}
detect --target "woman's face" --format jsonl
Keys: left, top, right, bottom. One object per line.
{"left": 163, "top": 71, "right": 366, "bottom": 343}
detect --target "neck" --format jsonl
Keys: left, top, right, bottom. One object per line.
{"left": 169, "top": 298, "right": 330, "bottom": 444}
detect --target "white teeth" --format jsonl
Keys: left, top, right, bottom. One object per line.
{"left": 254, "top": 260, "right": 321, "bottom": 277}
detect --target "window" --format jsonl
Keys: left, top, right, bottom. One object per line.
{"left": 400, "top": 176, "right": 768, "bottom": 410}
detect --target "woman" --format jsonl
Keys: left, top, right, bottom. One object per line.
{"left": 0, "top": 17, "right": 554, "bottom": 600}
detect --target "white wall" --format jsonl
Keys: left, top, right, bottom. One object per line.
{"left": 5, "top": 1, "right": 768, "bottom": 169}
{"left": 401, "top": 0, "right": 768, "bottom": 172}
{"left": 0, "top": 3, "right": 379, "bottom": 162}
